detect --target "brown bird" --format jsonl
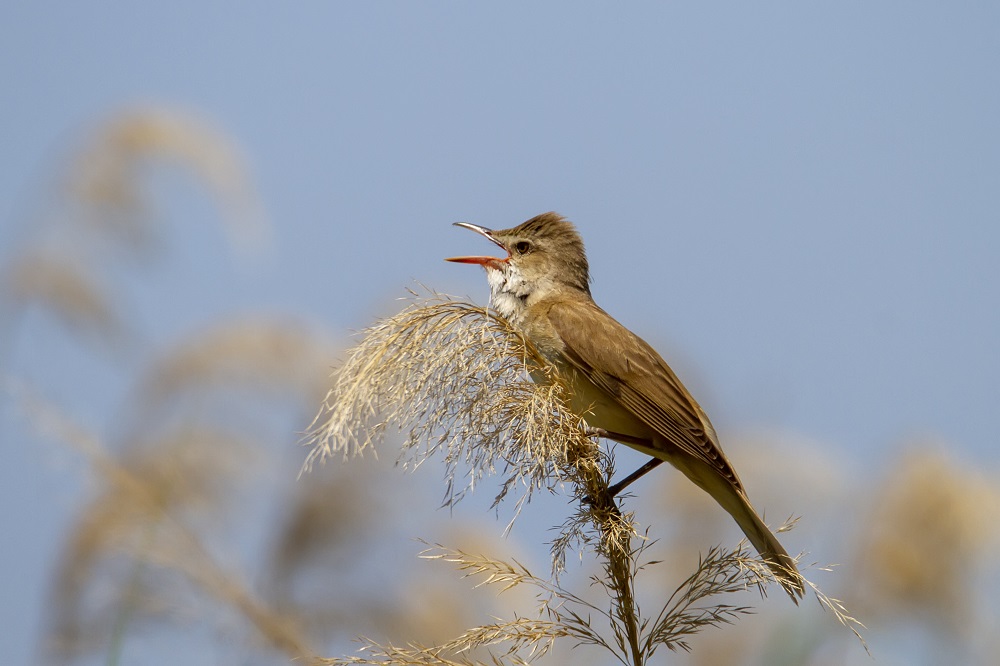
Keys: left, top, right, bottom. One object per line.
{"left": 447, "top": 212, "right": 804, "bottom": 599}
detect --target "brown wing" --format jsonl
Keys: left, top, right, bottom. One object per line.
{"left": 546, "top": 298, "right": 745, "bottom": 492}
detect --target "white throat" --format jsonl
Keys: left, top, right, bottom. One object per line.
{"left": 485, "top": 263, "right": 531, "bottom": 325}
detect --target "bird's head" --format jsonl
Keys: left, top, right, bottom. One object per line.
{"left": 447, "top": 212, "right": 591, "bottom": 320}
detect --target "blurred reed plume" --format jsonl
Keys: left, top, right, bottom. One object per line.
{"left": 854, "top": 447, "right": 1000, "bottom": 635}
{"left": 1, "top": 106, "right": 269, "bottom": 363}
{"left": 65, "top": 106, "right": 269, "bottom": 256}
{"left": 18, "top": 383, "right": 320, "bottom": 664}
{"left": 2, "top": 251, "right": 124, "bottom": 348}
{"left": 304, "top": 292, "right": 865, "bottom": 664}
{"left": 25, "top": 314, "right": 354, "bottom": 665}
{"left": 5, "top": 105, "right": 326, "bottom": 665}
{"left": 120, "top": 318, "right": 338, "bottom": 442}
{"left": 13, "top": 107, "right": 541, "bottom": 666}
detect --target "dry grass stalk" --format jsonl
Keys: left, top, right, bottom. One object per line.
{"left": 321, "top": 538, "right": 814, "bottom": 666}
{"left": 304, "top": 292, "right": 867, "bottom": 664}
{"left": 324, "top": 640, "right": 535, "bottom": 666}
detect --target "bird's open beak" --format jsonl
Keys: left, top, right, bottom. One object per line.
{"left": 446, "top": 222, "right": 509, "bottom": 268}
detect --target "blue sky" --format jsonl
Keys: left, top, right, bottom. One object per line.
{"left": 2, "top": 3, "right": 999, "bottom": 663}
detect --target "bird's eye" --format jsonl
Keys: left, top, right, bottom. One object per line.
{"left": 513, "top": 241, "right": 532, "bottom": 255}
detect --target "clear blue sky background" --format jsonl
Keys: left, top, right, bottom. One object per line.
{"left": 2, "top": 3, "right": 998, "bottom": 663}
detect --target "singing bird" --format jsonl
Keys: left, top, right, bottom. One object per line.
{"left": 447, "top": 212, "right": 804, "bottom": 599}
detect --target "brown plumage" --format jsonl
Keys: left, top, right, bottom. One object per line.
{"left": 448, "top": 212, "right": 804, "bottom": 599}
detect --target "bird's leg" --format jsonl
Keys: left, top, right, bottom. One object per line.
{"left": 605, "top": 458, "right": 664, "bottom": 497}
{"left": 583, "top": 427, "right": 666, "bottom": 497}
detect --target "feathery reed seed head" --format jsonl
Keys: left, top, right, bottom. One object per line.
{"left": 303, "top": 294, "right": 598, "bottom": 509}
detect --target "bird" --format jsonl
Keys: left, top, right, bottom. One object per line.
{"left": 446, "top": 211, "right": 804, "bottom": 599}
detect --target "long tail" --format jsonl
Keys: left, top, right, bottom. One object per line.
{"left": 714, "top": 480, "right": 805, "bottom": 601}
{"left": 685, "top": 463, "right": 805, "bottom": 601}
{"left": 616, "top": 438, "right": 806, "bottom": 600}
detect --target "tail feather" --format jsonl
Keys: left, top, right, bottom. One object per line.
{"left": 686, "top": 463, "right": 805, "bottom": 601}
{"left": 720, "top": 485, "right": 805, "bottom": 601}
{"left": 731, "top": 499, "right": 805, "bottom": 601}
